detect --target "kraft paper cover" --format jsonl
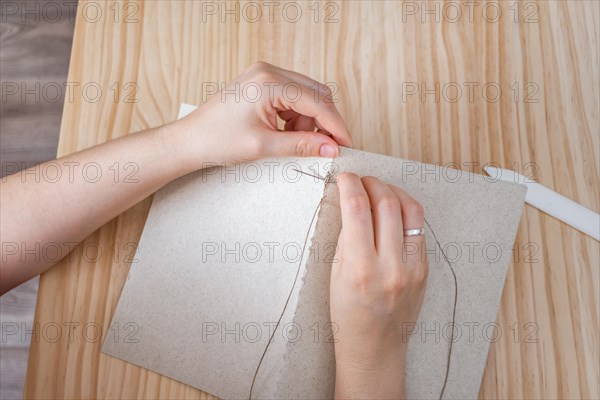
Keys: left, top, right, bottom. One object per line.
{"left": 103, "top": 104, "right": 527, "bottom": 399}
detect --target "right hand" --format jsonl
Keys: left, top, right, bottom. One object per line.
{"left": 330, "top": 173, "right": 429, "bottom": 399}
{"left": 170, "top": 62, "right": 352, "bottom": 169}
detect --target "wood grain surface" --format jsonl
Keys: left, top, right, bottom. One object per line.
{"left": 24, "top": 1, "right": 599, "bottom": 399}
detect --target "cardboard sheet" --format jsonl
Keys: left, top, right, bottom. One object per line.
{"left": 103, "top": 104, "right": 527, "bottom": 399}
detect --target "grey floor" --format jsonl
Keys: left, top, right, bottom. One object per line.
{"left": 0, "top": 1, "right": 75, "bottom": 398}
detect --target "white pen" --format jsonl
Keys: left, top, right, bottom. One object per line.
{"left": 484, "top": 166, "right": 600, "bottom": 241}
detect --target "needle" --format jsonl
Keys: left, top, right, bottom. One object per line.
{"left": 291, "top": 168, "right": 337, "bottom": 184}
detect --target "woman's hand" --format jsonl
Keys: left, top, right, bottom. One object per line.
{"left": 330, "top": 173, "right": 429, "bottom": 399}
{"left": 1, "top": 62, "right": 351, "bottom": 294}
{"left": 172, "top": 62, "right": 352, "bottom": 169}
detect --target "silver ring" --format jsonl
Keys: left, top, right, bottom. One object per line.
{"left": 404, "top": 228, "right": 425, "bottom": 237}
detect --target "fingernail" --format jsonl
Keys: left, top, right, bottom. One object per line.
{"left": 319, "top": 144, "right": 337, "bottom": 158}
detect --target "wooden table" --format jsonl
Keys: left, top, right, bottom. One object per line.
{"left": 25, "top": 1, "right": 599, "bottom": 398}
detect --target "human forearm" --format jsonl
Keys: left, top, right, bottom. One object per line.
{"left": 0, "top": 122, "right": 192, "bottom": 294}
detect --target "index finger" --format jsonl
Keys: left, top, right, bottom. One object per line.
{"left": 336, "top": 173, "right": 375, "bottom": 257}
{"left": 276, "top": 69, "right": 352, "bottom": 145}
{"left": 272, "top": 81, "right": 353, "bottom": 148}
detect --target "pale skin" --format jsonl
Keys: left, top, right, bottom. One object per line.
{"left": 0, "top": 62, "right": 427, "bottom": 399}
{"left": 332, "top": 174, "right": 428, "bottom": 399}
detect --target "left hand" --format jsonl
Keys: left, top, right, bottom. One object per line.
{"left": 170, "top": 62, "right": 353, "bottom": 168}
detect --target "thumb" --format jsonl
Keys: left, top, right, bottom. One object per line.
{"left": 262, "top": 130, "right": 340, "bottom": 158}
